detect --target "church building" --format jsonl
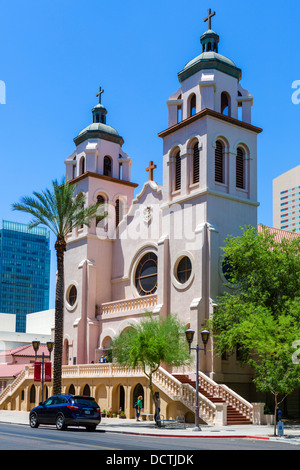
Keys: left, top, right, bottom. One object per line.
{"left": 63, "top": 11, "right": 263, "bottom": 403}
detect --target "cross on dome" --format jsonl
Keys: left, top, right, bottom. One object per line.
{"left": 204, "top": 8, "right": 216, "bottom": 30}
{"left": 96, "top": 86, "right": 104, "bottom": 104}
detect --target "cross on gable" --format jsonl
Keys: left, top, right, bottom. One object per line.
{"left": 96, "top": 86, "right": 104, "bottom": 104}
{"left": 204, "top": 8, "right": 216, "bottom": 30}
{"left": 146, "top": 161, "right": 157, "bottom": 181}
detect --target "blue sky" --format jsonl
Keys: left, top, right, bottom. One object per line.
{"left": 0, "top": 0, "right": 299, "bottom": 308}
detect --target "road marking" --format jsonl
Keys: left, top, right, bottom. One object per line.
{"left": 0, "top": 430, "right": 121, "bottom": 450}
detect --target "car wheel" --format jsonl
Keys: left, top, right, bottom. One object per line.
{"left": 56, "top": 413, "right": 67, "bottom": 431}
{"left": 86, "top": 424, "right": 97, "bottom": 432}
{"left": 30, "top": 412, "right": 39, "bottom": 428}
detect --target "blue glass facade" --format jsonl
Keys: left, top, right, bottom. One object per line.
{"left": 0, "top": 220, "right": 51, "bottom": 332}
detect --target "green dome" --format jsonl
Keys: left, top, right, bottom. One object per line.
{"left": 183, "top": 51, "right": 237, "bottom": 71}
{"left": 178, "top": 28, "right": 242, "bottom": 82}
{"left": 74, "top": 98, "right": 124, "bottom": 146}
{"left": 74, "top": 122, "right": 124, "bottom": 146}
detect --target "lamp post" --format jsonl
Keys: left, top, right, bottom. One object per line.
{"left": 32, "top": 340, "right": 54, "bottom": 403}
{"left": 185, "top": 328, "right": 210, "bottom": 431}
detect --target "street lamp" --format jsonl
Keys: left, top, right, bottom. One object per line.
{"left": 32, "top": 340, "right": 54, "bottom": 403}
{"left": 32, "top": 340, "right": 40, "bottom": 360}
{"left": 46, "top": 341, "right": 54, "bottom": 360}
{"left": 185, "top": 328, "right": 210, "bottom": 431}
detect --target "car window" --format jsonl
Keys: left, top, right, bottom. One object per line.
{"left": 72, "top": 397, "right": 98, "bottom": 407}
{"left": 44, "top": 398, "right": 55, "bottom": 406}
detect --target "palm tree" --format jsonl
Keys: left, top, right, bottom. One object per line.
{"left": 12, "top": 178, "right": 102, "bottom": 394}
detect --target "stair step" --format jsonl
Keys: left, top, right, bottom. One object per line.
{"left": 173, "top": 374, "right": 252, "bottom": 425}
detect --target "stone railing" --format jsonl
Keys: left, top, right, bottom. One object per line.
{"left": 96, "top": 294, "right": 157, "bottom": 315}
{"left": 153, "top": 367, "right": 216, "bottom": 424}
{"left": 198, "top": 371, "right": 253, "bottom": 421}
{"left": 61, "top": 363, "right": 145, "bottom": 378}
{"left": 218, "top": 384, "right": 253, "bottom": 421}
{"left": 0, "top": 366, "right": 32, "bottom": 405}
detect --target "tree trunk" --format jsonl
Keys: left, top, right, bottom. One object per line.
{"left": 53, "top": 237, "right": 66, "bottom": 395}
{"left": 273, "top": 393, "right": 278, "bottom": 437}
{"left": 148, "top": 372, "right": 161, "bottom": 427}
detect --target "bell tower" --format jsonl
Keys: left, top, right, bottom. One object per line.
{"left": 158, "top": 10, "right": 262, "bottom": 366}
{"left": 63, "top": 88, "right": 138, "bottom": 365}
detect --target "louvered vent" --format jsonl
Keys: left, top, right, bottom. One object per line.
{"left": 193, "top": 143, "right": 199, "bottom": 184}
{"left": 236, "top": 148, "right": 245, "bottom": 189}
{"left": 175, "top": 152, "right": 181, "bottom": 190}
{"left": 215, "top": 140, "right": 224, "bottom": 183}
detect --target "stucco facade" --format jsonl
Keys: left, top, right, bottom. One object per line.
{"left": 62, "top": 25, "right": 262, "bottom": 402}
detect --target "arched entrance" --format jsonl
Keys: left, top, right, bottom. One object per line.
{"left": 82, "top": 384, "right": 90, "bottom": 396}
{"left": 132, "top": 383, "right": 144, "bottom": 407}
{"left": 119, "top": 385, "right": 125, "bottom": 412}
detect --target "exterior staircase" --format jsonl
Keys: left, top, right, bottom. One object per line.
{"left": 173, "top": 374, "right": 252, "bottom": 425}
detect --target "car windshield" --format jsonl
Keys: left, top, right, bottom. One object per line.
{"left": 72, "top": 397, "right": 98, "bottom": 407}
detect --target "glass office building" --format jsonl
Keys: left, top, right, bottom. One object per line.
{"left": 0, "top": 220, "right": 51, "bottom": 332}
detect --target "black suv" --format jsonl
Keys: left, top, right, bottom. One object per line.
{"left": 29, "top": 394, "right": 101, "bottom": 431}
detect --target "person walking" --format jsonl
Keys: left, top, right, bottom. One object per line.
{"left": 136, "top": 396, "right": 143, "bottom": 421}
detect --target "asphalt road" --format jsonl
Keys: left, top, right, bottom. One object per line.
{"left": 0, "top": 423, "right": 298, "bottom": 453}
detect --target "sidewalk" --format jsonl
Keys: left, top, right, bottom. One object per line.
{"left": 1, "top": 410, "right": 300, "bottom": 443}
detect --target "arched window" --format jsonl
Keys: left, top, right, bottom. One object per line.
{"left": 236, "top": 147, "right": 245, "bottom": 189}
{"left": 135, "top": 252, "right": 157, "bottom": 296}
{"left": 72, "top": 157, "right": 77, "bottom": 179}
{"left": 115, "top": 198, "right": 124, "bottom": 227}
{"left": 96, "top": 195, "right": 107, "bottom": 230}
{"left": 103, "top": 156, "right": 112, "bottom": 177}
{"left": 193, "top": 142, "right": 199, "bottom": 184}
{"left": 80, "top": 157, "right": 85, "bottom": 175}
{"left": 215, "top": 140, "right": 224, "bottom": 183}
{"left": 221, "top": 92, "right": 231, "bottom": 116}
{"left": 177, "top": 94, "right": 182, "bottom": 123}
{"left": 189, "top": 94, "right": 196, "bottom": 117}
{"left": 175, "top": 151, "right": 181, "bottom": 191}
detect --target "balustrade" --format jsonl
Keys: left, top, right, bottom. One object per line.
{"left": 96, "top": 294, "right": 157, "bottom": 316}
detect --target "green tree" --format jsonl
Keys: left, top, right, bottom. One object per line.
{"left": 211, "top": 225, "right": 300, "bottom": 435}
{"left": 111, "top": 314, "right": 191, "bottom": 426}
{"left": 12, "top": 178, "right": 103, "bottom": 394}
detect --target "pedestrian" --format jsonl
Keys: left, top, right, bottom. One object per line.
{"left": 136, "top": 395, "right": 143, "bottom": 421}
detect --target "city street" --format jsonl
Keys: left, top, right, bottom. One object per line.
{"left": 0, "top": 423, "right": 298, "bottom": 452}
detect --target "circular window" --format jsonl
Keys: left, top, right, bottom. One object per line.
{"left": 135, "top": 253, "right": 157, "bottom": 296}
{"left": 176, "top": 256, "right": 192, "bottom": 284}
{"left": 68, "top": 285, "right": 77, "bottom": 306}
{"left": 222, "top": 257, "right": 235, "bottom": 283}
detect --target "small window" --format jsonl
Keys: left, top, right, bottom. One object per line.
{"left": 68, "top": 285, "right": 77, "bottom": 306}
{"left": 175, "top": 151, "right": 181, "bottom": 191}
{"left": 177, "top": 94, "right": 182, "bottom": 123}
{"left": 189, "top": 94, "right": 196, "bottom": 117}
{"left": 115, "top": 198, "right": 124, "bottom": 227}
{"left": 221, "top": 92, "right": 231, "bottom": 116}
{"left": 80, "top": 157, "right": 85, "bottom": 175}
{"left": 215, "top": 140, "right": 224, "bottom": 183}
{"left": 176, "top": 256, "right": 192, "bottom": 284}
{"left": 96, "top": 195, "right": 107, "bottom": 230}
{"left": 104, "top": 156, "right": 112, "bottom": 177}
{"left": 236, "top": 147, "right": 245, "bottom": 189}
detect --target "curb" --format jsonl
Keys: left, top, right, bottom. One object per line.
{"left": 101, "top": 429, "right": 271, "bottom": 439}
